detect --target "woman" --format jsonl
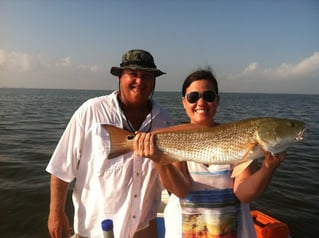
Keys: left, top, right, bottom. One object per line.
{"left": 135, "top": 68, "right": 286, "bottom": 238}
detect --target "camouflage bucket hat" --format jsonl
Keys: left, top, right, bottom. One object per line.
{"left": 110, "top": 49, "right": 166, "bottom": 77}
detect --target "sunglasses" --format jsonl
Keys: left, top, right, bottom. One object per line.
{"left": 186, "top": 91, "right": 217, "bottom": 103}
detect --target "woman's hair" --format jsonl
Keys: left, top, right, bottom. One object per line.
{"left": 182, "top": 67, "right": 219, "bottom": 96}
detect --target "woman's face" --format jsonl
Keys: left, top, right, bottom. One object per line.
{"left": 182, "top": 79, "right": 219, "bottom": 126}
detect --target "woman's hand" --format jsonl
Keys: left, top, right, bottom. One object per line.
{"left": 262, "top": 150, "right": 286, "bottom": 170}
{"left": 234, "top": 150, "right": 286, "bottom": 203}
{"left": 134, "top": 132, "right": 192, "bottom": 198}
{"left": 134, "top": 132, "right": 162, "bottom": 163}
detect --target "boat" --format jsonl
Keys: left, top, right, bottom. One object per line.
{"left": 251, "top": 210, "right": 290, "bottom": 238}
{"left": 157, "top": 191, "right": 291, "bottom": 238}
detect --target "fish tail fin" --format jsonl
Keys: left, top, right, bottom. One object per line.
{"left": 101, "top": 124, "right": 135, "bottom": 159}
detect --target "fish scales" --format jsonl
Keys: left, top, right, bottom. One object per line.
{"left": 155, "top": 118, "right": 264, "bottom": 164}
{"left": 102, "top": 117, "right": 305, "bottom": 177}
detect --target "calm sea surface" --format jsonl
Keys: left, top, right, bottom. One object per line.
{"left": 0, "top": 88, "right": 318, "bottom": 238}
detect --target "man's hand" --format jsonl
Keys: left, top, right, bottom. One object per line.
{"left": 48, "top": 210, "right": 72, "bottom": 238}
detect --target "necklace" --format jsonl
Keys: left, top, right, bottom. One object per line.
{"left": 118, "top": 95, "right": 153, "bottom": 132}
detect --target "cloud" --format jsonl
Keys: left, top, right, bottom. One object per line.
{"left": 243, "top": 62, "right": 259, "bottom": 73}
{"left": 270, "top": 51, "right": 319, "bottom": 78}
{"left": 61, "top": 57, "right": 71, "bottom": 67}
{"left": 0, "top": 49, "right": 104, "bottom": 73}
{"left": 227, "top": 51, "right": 319, "bottom": 80}
{"left": 0, "top": 49, "right": 35, "bottom": 72}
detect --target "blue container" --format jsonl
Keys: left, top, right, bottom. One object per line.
{"left": 157, "top": 216, "right": 165, "bottom": 238}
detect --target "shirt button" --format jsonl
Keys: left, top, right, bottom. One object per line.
{"left": 132, "top": 215, "right": 136, "bottom": 219}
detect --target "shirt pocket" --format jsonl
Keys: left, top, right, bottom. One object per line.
{"left": 93, "top": 123, "right": 124, "bottom": 176}
{"left": 92, "top": 124, "right": 127, "bottom": 213}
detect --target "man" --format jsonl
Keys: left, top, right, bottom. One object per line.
{"left": 46, "top": 49, "right": 174, "bottom": 238}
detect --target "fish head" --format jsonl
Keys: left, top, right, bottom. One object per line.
{"left": 255, "top": 118, "right": 305, "bottom": 154}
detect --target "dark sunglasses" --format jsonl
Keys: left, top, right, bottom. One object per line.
{"left": 186, "top": 91, "right": 217, "bottom": 103}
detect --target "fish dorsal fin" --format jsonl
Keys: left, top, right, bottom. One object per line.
{"left": 231, "top": 160, "right": 254, "bottom": 178}
{"left": 153, "top": 123, "right": 207, "bottom": 134}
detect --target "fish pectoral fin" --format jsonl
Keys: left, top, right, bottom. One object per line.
{"left": 231, "top": 160, "right": 254, "bottom": 178}
{"left": 242, "top": 143, "right": 258, "bottom": 161}
{"left": 231, "top": 143, "right": 258, "bottom": 177}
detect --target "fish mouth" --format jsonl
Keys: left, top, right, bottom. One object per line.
{"left": 296, "top": 128, "right": 306, "bottom": 141}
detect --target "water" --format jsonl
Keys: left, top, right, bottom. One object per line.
{"left": 0, "top": 88, "right": 318, "bottom": 238}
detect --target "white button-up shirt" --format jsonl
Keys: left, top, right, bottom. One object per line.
{"left": 46, "top": 91, "right": 172, "bottom": 238}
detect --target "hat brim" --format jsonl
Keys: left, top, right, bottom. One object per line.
{"left": 110, "top": 66, "right": 166, "bottom": 77}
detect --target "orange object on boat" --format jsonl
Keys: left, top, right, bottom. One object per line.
{"left": 251, "top": 210, "right": 289, "bottom": 238}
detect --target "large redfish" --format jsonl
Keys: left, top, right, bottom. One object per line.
{"left": 102, "top": 117, "right": 305, "bottom": 177}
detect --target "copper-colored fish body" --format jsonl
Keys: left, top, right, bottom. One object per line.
{"left": 102, "top": 117, "right": 305, "bottom": 177}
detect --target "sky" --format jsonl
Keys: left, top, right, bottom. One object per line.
{"left": 1, "top": 0, "right": 318, "bottom": 94}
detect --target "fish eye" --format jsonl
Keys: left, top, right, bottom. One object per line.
{"left": 127, "top": 135, "right": 134, "bottom": 140}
